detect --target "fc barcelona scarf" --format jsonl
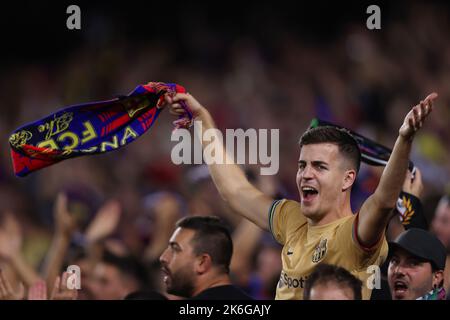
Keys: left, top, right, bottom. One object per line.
{"left": 9, "top": 82, "right": 188, "bottom": 177}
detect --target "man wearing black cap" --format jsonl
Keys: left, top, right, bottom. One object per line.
{"left": 388, "top": 228, "right": 447, "bottom": 300}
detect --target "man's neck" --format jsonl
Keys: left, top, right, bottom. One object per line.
{"left": 308, "top": 196, "right": 353, "bottom": 226}
{"left": 192, "top": 273, "right": 231, "bottom": 297}
{"left": 308, "top": 210, "right": 353, "bottom": 226}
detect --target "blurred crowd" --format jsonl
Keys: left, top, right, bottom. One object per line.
{"left": 0, "top": 1, "right": 449, "bottom": 300}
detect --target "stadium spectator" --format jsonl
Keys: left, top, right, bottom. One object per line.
{"left": 431, "top": 195, "right": 450, "bottom": 295}
{"left": 163, "top": 88, "right": 435, "bottom": 300}
{"left": 303, "top": 264, "right": 363, "bottom": 300}
{"left": 159, "top": 216, "right": 252, "bottom": 299}
{"left": 371, "top": 168, "right": 428, "bottom": 300}
{"left": 387, "top": 228, "right": 446, "bottom": 300}
{"left": 88, "top": 250, "right": 149, "bottom": 300}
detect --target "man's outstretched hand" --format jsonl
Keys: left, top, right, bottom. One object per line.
{"left": 399, "top": 92, "right": 437, "bottom": 140}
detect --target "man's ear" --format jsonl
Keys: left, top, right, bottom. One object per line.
{"left": 195, "top": 254, "right": 212, "bottom": 275}
{"left": 432, "top": 270, "right": 444, "bottom": 289}
{"left": 342, "top": 169, "right": 357, "bottom": 191}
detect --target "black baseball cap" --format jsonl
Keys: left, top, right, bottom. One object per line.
{"left": 388, "top": 228, "right": 446, "bottom": 270}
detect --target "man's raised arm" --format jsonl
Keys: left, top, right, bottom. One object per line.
{"left": 357, "top": 93, "right": 437, "bottom": 247}
{"left": 165, "top": 93, "right": 273, "bottom": 230}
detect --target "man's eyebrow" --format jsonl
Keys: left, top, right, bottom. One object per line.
{"left": 312, "top": 161, "right": 328, "bottom": 166}
{"left": 298, "top": 160, "right": 329, "bottom": 165}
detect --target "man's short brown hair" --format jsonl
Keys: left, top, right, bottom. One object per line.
{"left": 299, "top": 126, "right": 361, "bottom": 173}
{"left": 303, "top": 264, "right": 363, "bottom": 300}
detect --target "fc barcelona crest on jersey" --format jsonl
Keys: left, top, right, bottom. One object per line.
{"left": 312, "top": 239, "right": 327, "bottom": 263}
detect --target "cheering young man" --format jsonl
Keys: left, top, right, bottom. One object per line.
{"left": 164, "top": 92, "right": 437, "bottom": 299}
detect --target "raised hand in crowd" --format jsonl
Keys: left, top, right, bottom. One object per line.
{"left": 42, "top": 193, "right": 79, "bottom": 293}
{"left": 54, "top": 192, "right": 79, "bottom": 237}
{"left": 0, "top": 269, "right": 25, "bottom": 300}
{"left": 0, "top": 213, "right": 40, "bottom": 287}
{"left": 27, "top": 272, "right": 78, "bottom": 300}
{"left": 50, "top": 272, "right": 78, "bottom": 300}
{"left": 398, "top": 93, "right": 436, "bottom": 140}
{"left": 85, "top": 200, "right": 122, "bottom": 245}
{"left": 43, "top": 193, "right": 121, "bottom": 294}
{"left": 27, "top": 280, "right": 48, "bottom": 300}
{"left": 0, "top": 213, "right": 22, "bottom": 263}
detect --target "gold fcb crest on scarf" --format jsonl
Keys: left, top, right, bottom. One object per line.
{"left": 312, "top": 239, "right": 327, "bottom": 263}
{"left": 123, "top": 95, "right": 151, "bottom": 118}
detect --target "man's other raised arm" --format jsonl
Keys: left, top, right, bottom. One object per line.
{"left": 358, "top": 93, "right": 437, "bottom": 247}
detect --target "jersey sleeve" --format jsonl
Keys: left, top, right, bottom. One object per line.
{"left": 268, "top": 199, "right": 307, "bottom": 245}
{"left": 336, "top": 213, "right": 389, "bottom": 269}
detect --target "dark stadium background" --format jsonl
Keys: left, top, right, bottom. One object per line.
{"left": 3, "top": 0, "right": 447, "bottom": 62}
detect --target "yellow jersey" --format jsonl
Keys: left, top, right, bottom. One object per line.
{"left": 269, "top": 199, "right": 388, "bottom": 300}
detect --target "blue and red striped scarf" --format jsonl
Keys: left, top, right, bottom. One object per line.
{"left": 9, "top": 82, "right": 189, "bottom": 177}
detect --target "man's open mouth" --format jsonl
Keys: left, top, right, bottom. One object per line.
{"left": 161, "top": 267, "right": 171, "bottom": 283}
{"left": 301, "top": 186, "right": 319, "bottom": 202}
{"left": 393, "top": 280, "right": 409, "bottom": 296}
